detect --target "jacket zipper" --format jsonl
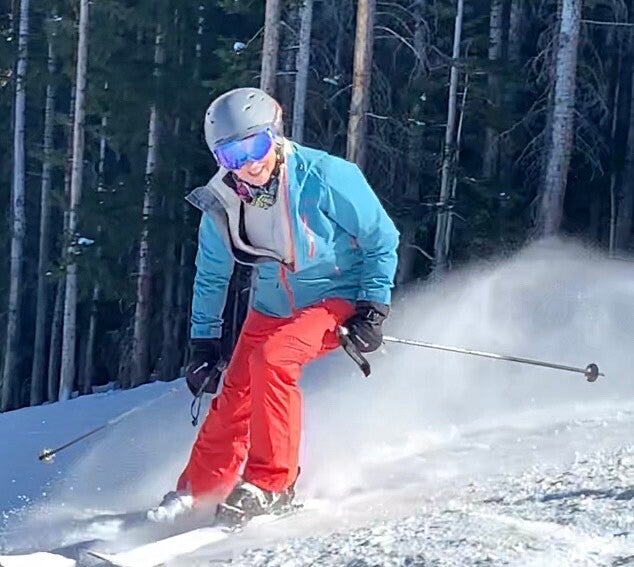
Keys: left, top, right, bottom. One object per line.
{"left": 280, "top": 160, "right": 297, "bottom": 314}
{"left": 279, "top": 265, "right": 296, "bottom": 313}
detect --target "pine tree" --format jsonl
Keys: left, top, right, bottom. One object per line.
{"left": 59, "top": 0, "right": 91, "bottom": 401}
{"left": 2, "top": 0, "right": 30, "bottom": 412}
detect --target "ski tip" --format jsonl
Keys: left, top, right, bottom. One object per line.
{"left": 85, "top": 550, "right": 131, "bottom": 567}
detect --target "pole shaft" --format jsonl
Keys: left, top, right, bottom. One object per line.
{"left": 39, "top": 386, "right": 180, "bottom": 461}
{"left": 382, "top": 335, "right": 593, "bottom": 375}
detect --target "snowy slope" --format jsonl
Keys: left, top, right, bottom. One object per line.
{"left": 199, "top": 421, "right": 634, "bottom": 567}
{"left": 0, "top": 380, "right": 197, "bottom": 550}
{"left": 1, "top": 240, "right": 633, "bottom": 566}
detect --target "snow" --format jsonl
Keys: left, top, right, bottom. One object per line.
{"left": 0, "top": 552, "right": 75, "bottom": 567}
{"left": 1, "top": 240, "right": 633, "bottom": 566}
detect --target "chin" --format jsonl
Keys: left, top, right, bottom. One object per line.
{"left": 247, "top": 172, "right": 271, "bottom": 186}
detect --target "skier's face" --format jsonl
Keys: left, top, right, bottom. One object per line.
{"left": 233, "top": 144, "right": 277, "bottom": 187}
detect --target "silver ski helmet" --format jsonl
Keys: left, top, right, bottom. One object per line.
{"left": 203, "top": 87, "right": 283, "bottom": 153}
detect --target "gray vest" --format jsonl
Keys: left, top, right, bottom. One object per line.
{"left": 186, "top": 162, "right": 293, "bottom": 267}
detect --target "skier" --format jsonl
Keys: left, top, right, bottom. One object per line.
{"left": 149, "top": 87, "right": 399, "bottom": 524}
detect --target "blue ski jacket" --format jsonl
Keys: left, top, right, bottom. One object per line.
{"left": 186, "top": 142, "right": 400, "bottom": 339}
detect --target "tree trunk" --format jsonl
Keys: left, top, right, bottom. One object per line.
{"left": 158, "top": 112, "right": 179, "bottom": 380}
{"left": 395, "top": 221, "right": 418, "bottom": 285}
{"left": 507, "top": 0, "right": 524, "bottom": 63}
{"left": 291, "top": 0, "right": 314, "bottom": 143}
{"left": 174, "top": 9, "right": 204, "bottom": 374}
{"left": 500, "top": 0, "right": 524, "bottom": 185}
{"left": 157, "top": 202, "right": 178, "bottom": 380}
{"left": 2, "top": 0, "right": 29, "bottom": 412}
{"left": 195, "top": 4, "right": 204, "bottom": 81}
{"left": 47, "top": 87, "right": 75, "bottom": 404}
{"left": 81, "top": 285, "right": 98, "bottom": 394}
{"left": 482, "top": 0, "right": 505, "bottom": 179}
{"left": 404, "top": 0, "right": 428, "bottom": 203}
{"left": 588, "top": 190, "right": 602, "bottom": 241}
{"left": 433, "top": 0, "right": 464, "bottom": 276}
{"left": 31, "top": 24, "right": 57, "bottom": 406}
{"left": 176, "top": 169, "right": 193, "bottom": 369}
{"left": 608, "top": 60, "right": 624, "bottom": 256}
{"left": 47, "top": 281, "right": 64, "bottom": 402}
{"left": 82, "top": 111, "right": 108, "bottom": 395}
{"left": 444, "top": 72, "right": 469, "bottom": 262}
{"left": 333, "top": 1, "right": 348, "bottom": 82}
{"left": 131, "top": 143, "right": 155, "bottom": 386}
{"left": 261, "top": 0, "right": 282, "bottom": 96}
{"left": 131, "top": 25, "right": 163, "bottom": 388}
{"left": 537, "top": 0, "right": 581, "bottom": 237}
{"left": 59, "top": 0, "right": 90, "bottom": 401}
{"left": 616, "top": 172, "right": 634, "bottom": 251}
{"left": 175, "top": 240, "right": 190, "bottom": 372}
{"left": 399, "top": 0, "right": 429, "bottom": 283}
{"left": 346, "top": 0, "right": 375, "bottom": 169}
{"left": 412, "top": 0, "right": 428, "bottom": 77}
{"left": 278, "top": 3, "right": 299, "bottom": 128}
{"left": 616, "top": 59, "right": 634, "bottom": 250}
{"left": 326, "top": 0, "right": 350, "bottom": 149}
{"left": 117, "top": 325, "right": 134, "bottom": 389}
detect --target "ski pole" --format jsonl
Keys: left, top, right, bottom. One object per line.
{"left": 382, "top": 335, "right": 603, "bottom": 382}
{"left": 38, "top": 385, "right": 181, "bottom": 463}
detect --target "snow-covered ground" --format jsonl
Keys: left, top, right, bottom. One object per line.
{"left": 1, "top": 240, "right": 633, "bottom": 566}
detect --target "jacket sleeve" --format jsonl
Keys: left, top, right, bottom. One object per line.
{"left": 190, "top": 213, "right": 234, "bottom": 339}
{"left": 321, "top": 159, "right": 399, "bottom": 305}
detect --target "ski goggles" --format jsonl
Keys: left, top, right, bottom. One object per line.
{"left": 213, "top": 129, "right": 274, "bottom": 171}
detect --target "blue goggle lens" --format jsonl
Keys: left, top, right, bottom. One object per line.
{"left": 213, "top": 130, "right": 274, "bottom": 170}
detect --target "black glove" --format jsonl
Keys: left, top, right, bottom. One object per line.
{"left": 344, "top": 301, "right": 389, "bottom": 353}
{"left": 185, "top": 339, "right": 222, "bottom": 397}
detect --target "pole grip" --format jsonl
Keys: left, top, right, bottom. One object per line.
{"left": 338, "top": 327, "right": 371, "bottom": 377}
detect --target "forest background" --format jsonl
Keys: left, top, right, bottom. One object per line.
{"left": 0, "top": 0, "right": 631, "bottom": 412}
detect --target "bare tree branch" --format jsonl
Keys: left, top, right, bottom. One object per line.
{"left": 374, "top": 25, "right": 424, "bottom": 65}
{"left": 581, "top": 19, "right": 634, "bottom": 27}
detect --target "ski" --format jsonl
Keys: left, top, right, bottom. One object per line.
{"left": 86, "top": 525, "right": 233, "bottom": 567}
{"left": 0, "top": 551, "right": 76, "bottom": 567}
{"left": 86, "top": 506, "right": 304, "bottom": 567}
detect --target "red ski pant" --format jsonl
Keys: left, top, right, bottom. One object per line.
{"left": 181, "top": 298, "right": 355, "bottom": 503}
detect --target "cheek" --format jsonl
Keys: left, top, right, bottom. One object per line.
{"left": 266, "top": 149, "right": 277, "bottom": 169}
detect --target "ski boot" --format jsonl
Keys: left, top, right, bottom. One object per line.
{"left": 215, "top": 479, "right": 299, "bottom": 527}
{"left": 146, "top": 490, "right": 194, "bottom": 523}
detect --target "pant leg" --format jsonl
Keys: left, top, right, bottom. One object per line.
{"left": 183, "top": 310, "right": 283, "bottom": 503}
{"left": 243, "top": 298, "right": 355, "bottom": 493}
